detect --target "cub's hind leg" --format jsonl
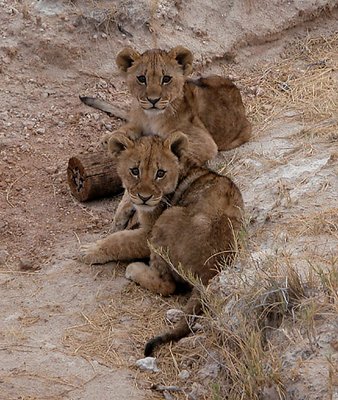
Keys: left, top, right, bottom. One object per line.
{"left": 184, "top": 127, "right": 218, "bottom": 165}
{"left": 125, "top": 253, "right": 176, "bottom": 296}
{"left": 224, "top": 120, "right": 252, "bottom": 151}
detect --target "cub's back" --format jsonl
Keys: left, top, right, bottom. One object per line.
{"left": 175, "top": 171, "right": 244, "bottom": 217}
{"left": 185, "top": 75, "right": 251, "bottom": 151}
{"left": 150, "top": 170, "right": 244, "bottom": 283}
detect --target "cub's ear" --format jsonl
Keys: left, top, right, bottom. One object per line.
{"left": 168, "top": 46, "right": 193, "bottom": 75}
{"left": 165, "top": 131, "right": 189, "bottom": 160}
{"left": 116, "top": 47, "right": 141, "bottom": 73}
{"left": 108, "top": 133, "right": 134, "bottom": 157}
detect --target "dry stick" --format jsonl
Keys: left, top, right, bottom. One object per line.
{"left": 73, "top": 231, "right": 81, "bottom": 245}
{"left": 65, "top": 323, "right": 89, "bottom": 331}
{"left": 5, "top": 371, "right": 80, "bottom": 389}
{"left": 151, "top": 384, "right": 183, "bottom": 393}
{"left": 99, "top": 304, "right": 115, "bottom": 326}
{"left": 50, "top": 180, "right": 59, "bottom": 208}
{"left": 0, "top": 343, "right": 41, "bottom": 350}
{"left": 81, "top": 312, "right": 99, "bottom": 329}
{"left": 69, "top": 193, "right": 97, "bottom": 218}
{"left": 0, "top": 270, "right": 41, "bottom": 275}
{"left": 111, "top": 91, "right": 128, "bottom": 95}
{"left": 168, "top": 345, "right": 180, "bottom": 374}
{"left": 79, "top": 69, "right": 114, "bottom": 81}
{"left": 58, "top": 373, "right": 99, "bottom": 398}
{"left": 6, "top": 172, "right": 28, "bottom": 208}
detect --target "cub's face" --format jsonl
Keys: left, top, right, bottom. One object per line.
{"left": 116, "top": 46, "right": 193, "bottom": 114}
{"left": 110, "top": 133, "right": 188, "bottom": 211}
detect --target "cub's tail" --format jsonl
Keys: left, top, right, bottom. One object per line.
{"left": 144, "top": 288, "right": 202, "bottom": 356}
{"left": 79, "top": 96, "right": 128, "bottom": 121}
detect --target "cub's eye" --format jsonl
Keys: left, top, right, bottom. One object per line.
{"left": 130, "top": 167, "right": 140, "bottom": 177}
{"left": 156, "top": 169, "right": 166, "bottom": 179}
{"left": 162, "top": 75, "right": 172, "bottom": 84}
{"left": 137, "top": 75, "right": 146, "bottom": 84}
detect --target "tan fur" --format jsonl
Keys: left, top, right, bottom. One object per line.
{"left": 106, "top": 46, "right": 250, "bottom": 230}
{"left": 106, "top": 47, "right": 251, "bottom": 155}
{"left": 79, "top": 133, "right": 244, "bottom": 355}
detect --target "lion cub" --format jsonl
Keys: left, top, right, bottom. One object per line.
{"left": 79, "top": 132, "right": 244, "bottom": 355}
{"left": 82, "top": 46, "right": 250, "bottom": 230}
{"left": 83, "top": 46, "right": 251, "bottom": 158}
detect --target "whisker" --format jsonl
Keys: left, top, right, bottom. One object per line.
{"left": 161, "top": 196, "right": 172, "bottom": 207}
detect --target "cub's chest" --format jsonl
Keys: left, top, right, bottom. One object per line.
{"left": 140, "top": 113, "right": 177, "bottom": 138}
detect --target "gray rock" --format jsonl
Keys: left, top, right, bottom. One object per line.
{"left": 166, "top": 308, "right": 184, "bottom": 323}
{"left": 198, "top": 359, "right": 221, "bottom": 380}
{"left": 0, "top": 249, "right": 9, "bottom": 265}
{"left": 188, "top": 382, "right": 207, "bottom": 399}
{"left": 178, "top": 369, "right": 190, "bottom": 380}
{"left": 135, "top": 357, "right": 160, "bottom": 372}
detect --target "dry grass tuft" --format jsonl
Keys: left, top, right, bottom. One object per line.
{"left": 287, "top": 207, "right": 338, "bottom": 238}
{"left": 69, "top": 1, "right": 119, "bottom": 34}
{"left": 234, "top": 33, "right": 338, "bottom": 140}
{"left": 63, "top": 277, "right": 178, "bottom": 370}
{"left": 195, "top": 254, "right": 337, "bottom": 399}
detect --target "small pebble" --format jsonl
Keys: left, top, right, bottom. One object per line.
{"left": 193, "top": 322, "right": 204, "bottom": 332}
{"left": 255, "top": 87, "right": 264, "bottom": 96}
{"left": 135, "top": 357, "right": 160, "bottom": 372}
{"left": 19, "top": 257, "right": 34, "bottom": 270}
{"left": 0, "top": 249, "right": 9, "bottom": 265}
{"left": 262, "top": 104, "right": 273, "bottom": 111}
{"left": 36, "top": 127, "right": 46, "bottom": 134}
{"left": 166, "top": 308, "right": 184, "bottom": 323}
{"left": 178, "top": 369, "right": 190, "bottom": 380}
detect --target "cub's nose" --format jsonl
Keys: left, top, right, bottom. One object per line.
{"left": 147, "top": 97, "right": 160, "bottom": 106}
{"left": 138, "top": 193, "right": 152, "bottom": 203}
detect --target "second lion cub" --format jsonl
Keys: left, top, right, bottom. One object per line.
{"left": 79, "top": 132, "right": 244, "bottom": 355}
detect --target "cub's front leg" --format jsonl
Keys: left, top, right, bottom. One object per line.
{"left": 111, "top": 191, "right": 135, "bottom": 232}
{"left": 79, "top": 229, "right": 150, "bottom": 265}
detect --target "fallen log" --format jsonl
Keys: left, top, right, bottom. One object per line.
{"left": 67, "top": 151, "right": 123, "bottom": 202}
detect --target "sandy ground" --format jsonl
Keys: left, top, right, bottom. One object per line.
{"left": 0, "top": 1, "right": 337, "bottom": 399}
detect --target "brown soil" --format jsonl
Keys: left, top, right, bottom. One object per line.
{"left": 0, "top": 1, "right": 337, "bottom": 399}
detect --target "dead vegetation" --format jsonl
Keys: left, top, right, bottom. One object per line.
{"left": 198, "top": 256, "right": 337, "bottom": 399}
{"left": 234, "top": 33, "right": 338, "bottom": 141}
{"left": 63, "top": 272, "right": 173, "bottom": 368}
{"left": 69, "top": 1, "right": 137, "bottom": 38}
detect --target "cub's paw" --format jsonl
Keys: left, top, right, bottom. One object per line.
{"left": 78, "top": 242, "right": 108, "bottom": 265}
{"left": 111, "top": 216, "right": 129, "bottom": 233}
{"left": 111, "top": 207, "right": 135, "bottom": 233}
{"left": 125, "top": 262, "right": 148, "bottom": 282}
